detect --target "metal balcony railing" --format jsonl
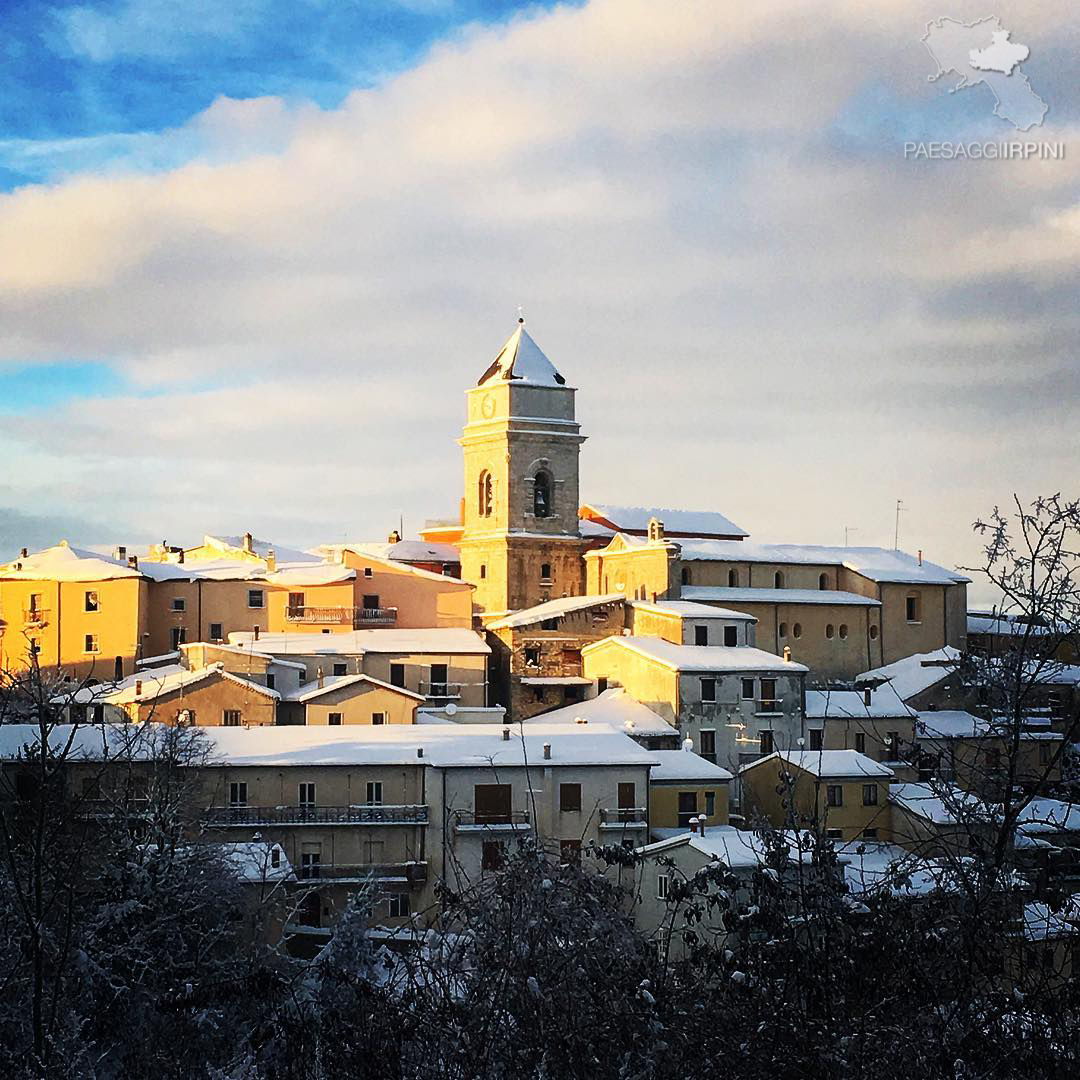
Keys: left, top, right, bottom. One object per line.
{"left": 295, "top": 861, "right": 428, "bottom": 884}
{"left": 354, "top": 607, "right": 397, "bottom": 627}
{"left": 419, "top": 681, "right": 463, "bottom": 700}
{"left": 756, "top": 699, "right": 782, "bottom": 714}
{"left": 285, "top": 606, "right": 357, "bottom": 625}
{"left": 452, "top": 809, "right": 531, "bottom": 832}
{"left": 204, "top": 804, "right": 429, "bottom": 826}
{"left": 599, "top": 806, "right": 649, "bottom": 826}
{"left": 23, "top": 609, "right": 49, "bottom": 625}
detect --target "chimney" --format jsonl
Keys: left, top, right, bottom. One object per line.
{"left": 115, "top": 545, "right": 126, "bottom": 562}
{"left": 128, "top": 555, "right": 139, "bottom": 569}
{"left": 417, "top": 747, "right": 424, "bottom": 758}
{"left": 543, "top": 743, "right": 552, "bottom": 760}
{"left": 864, "top": 687, "right": 872, "bottom": 707}
{"left": 388, "top": 529, "right": 401, "bottom": 544}
{"left": 502, "top": 727, "right": 510, "bottom": 741}
{"left": 134, "top": 680, "right": 143, "bottom": 696}
{"left": 689, "top": 816, "right": 699, "bottom": 835}
{"left": 917, "top": 549, "right": 923, "bottom": 566}
{"left": 177, "top": 549, "right": 185, "bottom": 565}
{"left": 243, "top": 532, "right": 254, "bottom": 554}
{"left": 265, "top": 548, "right": 276, "bottom": 572}
{"left": 698, "top": 814, "right": 706, "bottom": 836}
{"left": 783, "top": 646, "right": 792, "bottom": 663}
{"left": 253, "top": 625, "right": 260, "bottom": 641}
{"left": 19, "top": 547, "right": 28, "bottom": 559}
{"left": 682, "top": 736, "right": 694, "bottom": 752}
{"left": 459, "top": 497, "right": 466, "bottom": 525}
{"left": 317, "top": 666, "right": 324, "bottom": 689}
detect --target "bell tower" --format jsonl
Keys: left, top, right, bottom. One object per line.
{"left": 459, "top": 321, "right": 589, "bottom": 618}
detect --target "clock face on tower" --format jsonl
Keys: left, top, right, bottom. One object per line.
{"left": 480, "top": 394, "right": 496, "bottom": 419}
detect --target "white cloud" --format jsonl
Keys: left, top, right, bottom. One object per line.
{"left": 2, "top": 0, "right": 1079, "bottom": 595}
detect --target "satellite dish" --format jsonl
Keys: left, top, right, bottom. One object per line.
{"left": 445, "top": 703, "right": 458, "bottom": 717}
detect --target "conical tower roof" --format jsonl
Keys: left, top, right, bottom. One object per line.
{"left": 478, "top": 321, "right": 566, "bottom": 387}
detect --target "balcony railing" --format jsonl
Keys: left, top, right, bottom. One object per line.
{"left": 419, "top": 681, "right": 463, "bottom": 700}
{"left": 354, "top": 607, "right": 397, "bottom": 627}
{"left": 452, "top": 809, "right": 531, "bottom": 833}
{"left": 756, "top": 699, "right": 782, "bottom": 714}
{"left": 285, "top": 606, "right": 357, "bottom": 625}
{"left": 599, "top": 807, "right": 649, "bottom": 827}
{"left": 295, "top": 861, "right": 428, "bottom": 884}
{"left": 204, "top": 804, "right": 429, "bottom": 826}
{"left": 23, "top": 609, "right": 49, "bottom": 625}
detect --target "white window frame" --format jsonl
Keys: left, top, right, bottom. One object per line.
{"left": 298, "top": 782, "right": 316, "bottom": 808}
{"left": 366, "top": 781, "right": 383, "bottom": 805}
{"left": 657, "top": 873, "right": 670, "bottom": 900}
{"left": 228, "top": 781, "right": 247, "bottom": 807}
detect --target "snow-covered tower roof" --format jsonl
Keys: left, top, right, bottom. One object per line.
{"left": 477, "top": 321, "right": 566, "bottom": 387}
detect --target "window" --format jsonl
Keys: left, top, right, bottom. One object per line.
{"left": 84, "top": 634, "right": 99, "bottom": 654}
{"left": 862, "top": 784, "right": 878, "bottom": 806}
{"left": 388, "top": 893, "right": 410, "bottom": 918}
{"left": 861, "top": 828, "right": 878, "bottom": 840}
{"left": 247, "top": 589, "right": 264, "bottom": 609}
{"left": 366, "top": 781, "right": 383, "bottom": 804}
{"left": 704, "top": 790, "right": 716, "bottom": 817}
{"left": 81, "top": 776, "right": 102, "bottom": 800}
{"left": 618, "top": 782, "right": 636, "bottom": 822}
{"left": 372, "top": 712, "right": 386, "bottom": 726}
{"left": 482, "top": 841, "right": 503, "bottom": 871}
{"left": 362, "top": 594, "right": 380, "bottom": 611}
{"left": 774, "top": 571, "right": 785, "bottom": 589}
{"left": 113, "top": 657, "right": 123, "bottom": 681}
{"left": 854, "top": 732, "right": 866, "bottom": 754}
{"left": 792, "top": 623, "right": 802, "bottom": 639}
{"left": 727, "top": 568, "right": 738, "bottom": 587}
{"left": 223, "top": 709, "right": 242, "bottom": 727}
{"left": 84, "top": 590, "right": 99, "bottom": 612}
{"left": 287, "top": 592, "right": 304, "bottom": 616}
{"left": 681, "top": 567, "right": 691, "bottom": 586}
{"left": 694, "top": 625, "right": 708, "bottom": 646}
{"left": 170, "top": 627, "right": 186, "bottom": 649}
{"left": 363, "top": 566, "right": 374, "bottom": 578}
{"left": 818, "top": 573, "right": 829, "bottom": 590}
{"left": 429, "top": 663, "right": 448, "bottom": 696}
{"left": 533, "top": 471, "right": 552, "bottom": 518}
{"left": 700, "top": 677, "right": 716, "bottom": 702}
{"left": 300, "top": 850, "right": 321, "bottom": 880}
{"left": 560, "top": 783, "right": 582, "bottom": 812}
{"left": 540, "top": 563, "right": 552, "bottom": 582}
{"left": 1039, "top": 742, "right": 1052, "bottom": 766}
{"left": 28, "top": 593, "right": 43, "bottom": 617}
{"left": 478, "top": 470, "right": 493, "bottom": 517}
{"left": 479, "top": 564, "right": 487, "bottom": 579}
{"left": 266, "top": 673, "right": 275, "bottom": 690}
{"left": 825, "top": 623, "right": 835, "bottom": 639}
{"left": 869, "top": 624, "right": 879, "bottom": 640}
{"left": 826, "top": 785, "right": 843, "bottom": 807}
{"left": 390, "top": 663, "right": 405, "bottom": 688}
{"left": 524, "top": 646, "right": 541, "bottom": 667}
{"left": 677, "top": 791, "right": 698, "bottom": 828}
{"left": 826, "top": 828, "right": 843, "bottom": 840}
{"left": 171, "top": 596, "right": 186, "bottom": 612}
{"left": 270, "top": 847, "right": 281, "bottom": 868}
{"left": 700, "top": 730, "right": 717, "bottom": 763}
{"left": 597, "top": 677, "right": 608, "bottom": 694}
{"left": 542, "top": 617, "right": 560, "bottom": 630}
{"left": 906, "top": 594, "right": 921, "bottom": 622}
{"left": 759, "top": 678, "right": 777, "bottom": 711}
{"left": 474, "top": 784, "right": 512, "bottom": 825}
{"left": 778, "top": 622, "right": 788, "bottom": 638}
{"left": 210, "top": 622, "right": 223, "bottom": 641}
{"left": 723, "top": 625, "right": 738, "bottom": 647}
{"left": 838, "top": 623, "right": 848, "bottom": 639}
{"left": 559, "top": 839, "right": 581, "bottom": 863}
{"left": 759, "top": 730, "right": 773, "bottom": 755}
{"left": 328, "top": 712, "right": 342, "bottom": 726}
{"left": 228, "top": 782, "right": 248, "bottom": 807}
{"left": 885, "top": 731, "right": 900, "bottom": 758}
{"left": 657, "top": 873, "right": 670, "bottom": 900}
{"left": 809, "top": 728, "right": 823, "bottom": 751}
{"left": 333, "top": 662, "right": 348, "bottom": 677}
{"left": 298, "top": 782, "right": 316, "bottom": 807}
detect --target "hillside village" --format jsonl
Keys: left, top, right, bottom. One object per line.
{"left": 2, "top": 322, "right": 1078, "bottom": 958}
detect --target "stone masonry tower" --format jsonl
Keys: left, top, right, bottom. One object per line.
{"left": 459, "top": 321, "right": 589, "bottom": 619}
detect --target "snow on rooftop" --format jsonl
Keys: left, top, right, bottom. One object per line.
{"left": 0, "top": 723, "right": 177, "bottom": 762}
{"left": 487, "top": 593, "right": 623, "bottom": 630}
{"left": 644, "top": 826, "right": 829, "bottom": 870}
{"left": 743, "top": 749, "right": 893, "bottom": 779}
{"left": 889, "top": 781, "right": 992, "bottom": 825}
{"left": 631, "top": 599, "right": 757, "bottom": 621}
{"left": 196, "top": 534, "right": 320, "bottom": 565}
{"left": 838, "top": 841, "right": 959, "bottom": 898}
{"left": 672, "top": 538, "right": 968, "bottom": 585}
{"left": 649, "top": 749, "right": 733, "bottom": 782}
{"left": 227, "top": 628, "right": 490, "bottom": 656}
{"left": 322, "top": 540, "right": 461, "bottom": 565}
{"left": 805, "top": 689, "right": 916, "bottom": 720}
{"left": 180, "top": 642, "right": 308, "bottom": 670}
{"left": 286, "top": 673, "right": 426, "bottom": 704}
{"left": 0, "top": 541, "right": 141, "bottom": 582}
{"left": 76, "top": 663, "right": 280, "bottom": 706}
{"left": 478, "top": 324, "right": 567, "bottom": 387}
{"left": 917, "top": 711, "right": 1063, "bottom": 741}
{"left": 580, "top": 504, "right": 747, "bottom": 539}
{"left": 857, "top": 647, "right": 961, "bottom": 703}
{"left": 583, "top": 635, "right": 807, "bottom": 673}
{"left": 680, "top": 586, "right": 879, "bottom": 608}
{"left": 525, "top": 687, "right": 676, "bottom": 737}
{"left": 1016, "top": 798, "right": 1080, "bottom": 835}
{"left": 193, "top": 721, "right": 656, "bottom": 768}
{"left": 967, "top": 612, "right": 1056, "bottom": 637}
{"left": 218, "top": 842, "right": 295, "bottom": 884}
{"left": 1023, "top": 902, "right": 1076, "bottom": 941}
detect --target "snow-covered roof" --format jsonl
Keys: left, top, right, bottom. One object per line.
{"left": 286, "top": 673, "right": 426, "bottom": 704}
{"left": 519, "top": 676, "right": 593, "bottom": 686}
{"left": 265, "top": 563, "right": 355, "bottom": 586}
{"left": 582, "top": 635, "right": 807, "bottom": 674}
{"left": 681, "top": 586, "right": 880, "bottom": 608}
{"left": 648, "top": 750, "right": 733, "bottom": 783}
{"left": 194, "top": 534, "right": 320, "bottom": 566}
{"left": 478, "top": 324, "right": 567, "bottom": 387}
{"left": 227, "top": 628, "right": 490, "bottom": 656}
{"left": 180, "top": 642, "right": 308, "bottom": 671}
{"left": 75, "top": 663, "right": 280, "bottom": 706}
{"left": 856, "top": 647, "right": 961, "bottom": 702}
{"left": 917, "top": 710, "right": 1063, "bottom": 741}
{"left": 1016, "top": 798, "right": 1080, "bottom": 835}
{"left": 889, "top": 781, "right": 992, "bottom": 825}
{"left": 838, "top": 841, "right": 959, "bottom": 898}
{"left": 217, "top": 842, "right": 294, "bottom": 884}
{"left": 1023, "top": 902, "right": 1076, "bottom": 941}
{"left": 805, "top": 689, "right": 917, "bottom": 720}
{"left": 310, "top": 545, "right": 467, "bottom": 585}
{"left": 579, "top": 504, "right": 747, "bottom": 539}
{"left": 967, "top": 612, "right": 1056, "bottom": 637}
{"left": 672, "top": 539, "right": 969, "bottom": 585}
{"left": 193, "top": 721, "right": 656, "bottom": 769}
{"left": 487, "top": 593, "right": 624, "bottom": 630}
{"left": 319, "top": 540, "right": 461, "bottom": 566}
{"left": 743, "top": 749, "right": 894, "bottom": 779}
{"left": 526, "top": 687, "right": 676, "bottom": 737}
{"left": 0, "top": 723, "right": 181, "bottom": 762}
{"left": 0, "top": 541, "right": 141, "bottom": 582}
{"left": 643, "top": 826, "right": 831, "bottom": 871}
{"left": 630, "top": 599, "right": 756, "bottom": 622}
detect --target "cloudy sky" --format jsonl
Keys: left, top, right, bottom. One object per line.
{"left": 1, "top": 0, "right": 1077, "bottom": 603}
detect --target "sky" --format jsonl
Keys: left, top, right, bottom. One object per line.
{"left": 0, "top": 0, "right": 1077, "bottom": 605}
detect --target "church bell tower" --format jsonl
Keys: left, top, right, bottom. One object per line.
{"left": 458, "top": 321, "right": 589, "bottom": 618}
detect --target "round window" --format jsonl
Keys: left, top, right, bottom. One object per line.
{"left": 825, "top": 624, "right": 835, "bottom": 639}
{"left": 792, "top": 623, "right": 802, "bottom": 639}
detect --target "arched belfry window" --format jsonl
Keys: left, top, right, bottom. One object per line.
{"left": 478, "top": 471, "right": 493, "bottom": 518}
{"left": 533, "top": 470, "right": 553, "bottom": 518}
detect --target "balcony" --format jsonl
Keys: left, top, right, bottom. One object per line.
{"left": 285, "top": 606, "right": 357, "bottom": 625}
{"left": 420, "top": 680, "right": 463, "bottom": 701}
{"left": 755, "top": 699, "right": 782, "bottom": 715}
{"left": 204, "top": 804, "right": 429, "bottom": 827}
{"left": 295, "top": 861, "right": 428, "bottom": 885}
{"left": 354, "top": 607, "right": 397, "bottom": 627}
{"left": 23, "top": 609, "right": 49, "bottom": 625}
{"left": 598, "top": 807, "right": 649, "bottom": 830}
{"left": 452, "top": 809, "right": 531, "bottom": 834}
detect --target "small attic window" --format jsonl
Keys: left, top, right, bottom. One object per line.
{"left": 774, "top": 571, "right": 785, "bottom": 589}
{"left": 727, "top": 569, "right": 738, "bottom": 587}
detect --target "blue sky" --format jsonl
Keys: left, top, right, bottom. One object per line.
{"left": 0, "top": 0, "right": 1077, "bottom": 601}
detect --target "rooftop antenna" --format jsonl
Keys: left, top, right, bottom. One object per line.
{"left": 399, "top": 511, "right": 404, "bottom": 539}
{"left": 894, "top": 499, "right": 906, "bottom": 550}
{"left": 517, "top": 304, "right": 525, "bottom": 325}
{"left": 843, "top": 526, "right": 858, "bottom": 547}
